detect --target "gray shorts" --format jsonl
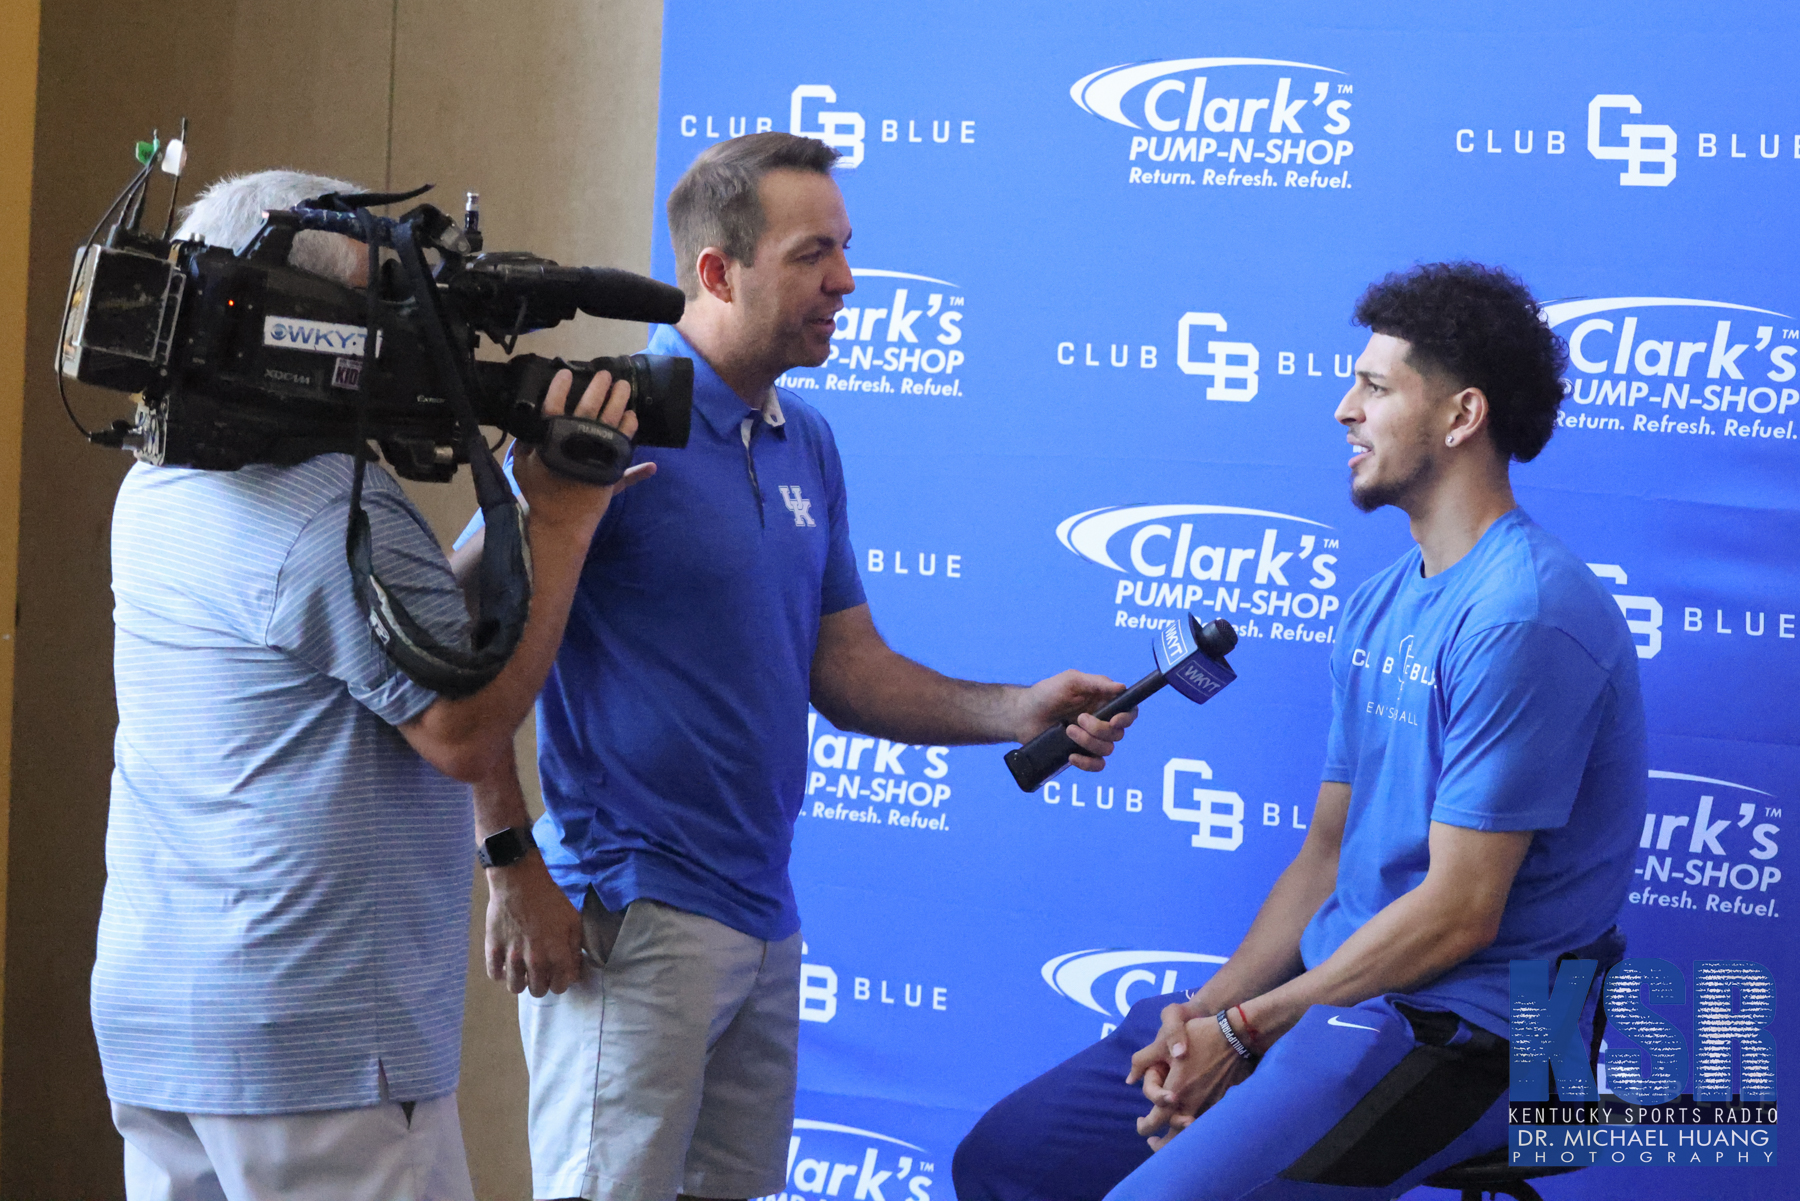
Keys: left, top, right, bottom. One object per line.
{"left": 113, "top": 1094, "right": 473, "bottom": 1201}
{"left": 518, "top": 893, "right": 801, "bottom": 1201}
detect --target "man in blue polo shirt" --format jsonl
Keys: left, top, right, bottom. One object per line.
{"left": 953, "top": 263, "right": 1646, "bottom": 1201}
{"left": 456, "top": 133, "right": 1133, "bottom": 1201}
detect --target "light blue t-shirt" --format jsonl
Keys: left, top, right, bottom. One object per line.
{"left": 459, "top": 326, "right": 866, "bottom": 941}
{"left": 1303, "top": 509, "right": 1646, "bottom": 1036}
{"left": 94, "top": 456, "right": 473, "bottom": 1114}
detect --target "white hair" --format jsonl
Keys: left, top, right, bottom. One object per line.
{"left": 174, "top": 169, "right": 368, "bottom": 286}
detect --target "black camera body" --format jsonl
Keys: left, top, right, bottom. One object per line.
{"left": 57, "top": 154, "right": 694, "bottom": 698}
{"left": 59, "top": 197, "right": 693, "bottom": 484}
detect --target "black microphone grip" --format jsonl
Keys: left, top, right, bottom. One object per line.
{"left": 1093, "top": 667, "right": 1169, "bottom": 721}
{"left": 1003, "top": 668, "right": 1168, "bottom": 792}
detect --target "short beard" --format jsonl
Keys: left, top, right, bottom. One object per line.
{"left": 1350, "top": 449, "right": 1437, "bottom": 513}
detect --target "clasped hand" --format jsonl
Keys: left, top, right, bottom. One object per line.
{"left": 1124, "top": 999, "right": 1254, "bottom": 1150}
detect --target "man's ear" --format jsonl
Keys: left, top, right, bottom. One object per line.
{"left": 1445, "top": 385, "right": 1490, "bottom": 447}
{"left": 695, "top": 247, "right": 734, "bottom": 304}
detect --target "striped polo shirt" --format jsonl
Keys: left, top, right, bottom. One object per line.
{"left": 93, "top": 455, "right": 473, "bottom": 1114}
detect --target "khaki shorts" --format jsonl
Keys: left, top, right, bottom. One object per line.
{"left": 113, "top": 1093, "right": 473, "bottom": 1201}
{"left": 519, "top": 894, "right": 802, "bottom": 1201}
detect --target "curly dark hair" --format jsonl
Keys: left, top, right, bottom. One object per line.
{"left": 1352, "top": 262, "right": 1569, "bottom": 462}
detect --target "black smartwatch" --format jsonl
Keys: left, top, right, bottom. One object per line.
{"left": 477, "top": 825, "right": 536, "bottom": 869}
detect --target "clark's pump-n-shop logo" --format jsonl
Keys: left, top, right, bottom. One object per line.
{"left": 1057, "top": 504, "right": 1342, "bottom": 643}
{"left": 802, "top": 710, "right": 955, "bottom": 834}
{"left": 1542, "top": 297, "right": 1798, "bottom": 443}
{"left": 1070, "top": 57, "right": 1356, "bottom": 192}
{"left": 1457, "top": 91, "right": 1800, "bottom": 188}
{"left": 1634, "top": 769, "right": 1783, "bottom": 921}
{"left": 771, "top": 1118, "right": 939, "bottom": 1201}
{"left": 776, "top": 268, "right": 967, "bottom": 402}
{"left": 1042, "top": 948, "right": 1227, "bottom": 1037}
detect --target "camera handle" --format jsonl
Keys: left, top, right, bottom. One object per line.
{"left": 537, "top": 416, "right": 631, "bottom": 486}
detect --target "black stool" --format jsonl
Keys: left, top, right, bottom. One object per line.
{"left": 1419, "top": 1147, "right": 1578, "bottom": 1200}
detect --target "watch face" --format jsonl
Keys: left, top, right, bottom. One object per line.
{"left": 480, "top": 826, "right": 530, "bottom": 868}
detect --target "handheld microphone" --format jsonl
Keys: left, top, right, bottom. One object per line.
{"left": 1003, "top": 614, "right": 1238, "bottom": 792}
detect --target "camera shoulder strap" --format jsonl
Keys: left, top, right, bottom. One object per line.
{"left": 344, "top": 209, "right": 531, "bottom": 699}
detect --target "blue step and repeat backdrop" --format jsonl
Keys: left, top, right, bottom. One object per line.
{"left": 650, "top": 4, "right": 1796, "bottom": 1199}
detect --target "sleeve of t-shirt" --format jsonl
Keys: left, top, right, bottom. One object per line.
{"left": 1430, "top": 620, "right": 1611, "bottom": 832}
{"left": 815, "top": 418, "right": 867, "bottom": 616}
{"left": 1321, "top": 642, "right": 1352, "bottom": 783}
{"left": 267, "top": 478, "right": 470, "bottom": 727}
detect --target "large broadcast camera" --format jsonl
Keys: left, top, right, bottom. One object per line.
{"left": 57, "top": 127, "right": 694, "bottom": 696}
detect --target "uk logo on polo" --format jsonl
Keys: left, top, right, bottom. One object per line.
{"left": 781, "top": 485, "right": 817, "bottom": 527}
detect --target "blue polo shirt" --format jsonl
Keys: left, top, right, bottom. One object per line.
{"left": 464, "top": 326, "right": 864, "bottom": 940}
{"left": 1305, "top": 509, "right": 1646, "bottom": 1036}
{"left": 98, "top": 457, "right": 472, "bottom": 1113}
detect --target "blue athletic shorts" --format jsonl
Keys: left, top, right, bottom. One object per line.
{"left": 953, "top": 993, "right": 1512, "bottom": 1201}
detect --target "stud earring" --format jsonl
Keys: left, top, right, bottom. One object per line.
{"left": 1445, "top": 435, "right": 1456, "bottom": 446}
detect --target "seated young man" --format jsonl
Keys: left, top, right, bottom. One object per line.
{"left": 953, "top": 262, "right": 1644, "bottom": 1201}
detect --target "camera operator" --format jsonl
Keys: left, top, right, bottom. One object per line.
{"left": 89, "top": 170, "right": 651, "bottom": 1201}
{"left": 454, "top": 132, "right": 1133, "bottom": 1201}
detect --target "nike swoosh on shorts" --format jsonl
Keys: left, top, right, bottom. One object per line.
{"left": 1328, "top": 1015, "right": 1380, "bottom": 1032}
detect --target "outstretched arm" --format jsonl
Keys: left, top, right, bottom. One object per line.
{"left": 809, "top": 602, "right": 1132, "bottom": 769}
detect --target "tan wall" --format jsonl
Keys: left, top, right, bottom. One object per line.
{"left": 0, "top": 0, "right": 42, "bottom": 1152}
{"left": 5, "top": 2, "right": 664, "bottom": 1195}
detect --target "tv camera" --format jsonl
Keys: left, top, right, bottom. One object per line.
{"left": 57, "top": 126, "right": 694, "bottom": 696}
